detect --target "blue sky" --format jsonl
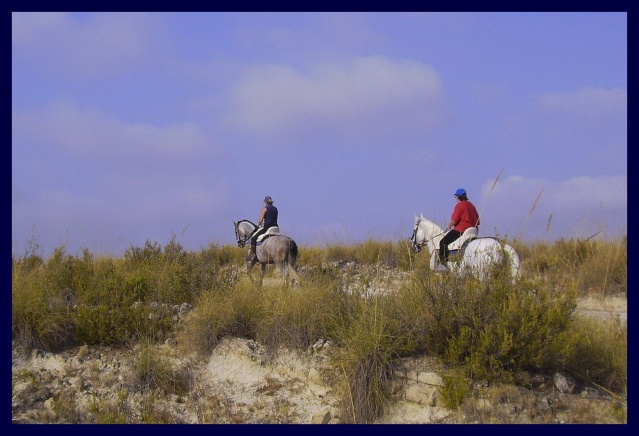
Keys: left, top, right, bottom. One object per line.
{"left": 12, "top": 12, "right": 627, "bottom": 258}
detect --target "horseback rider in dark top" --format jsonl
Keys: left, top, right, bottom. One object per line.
{"left": 246, "top": 196, "right": 279, "bottom": 261}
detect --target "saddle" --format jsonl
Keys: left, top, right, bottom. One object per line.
{"left": 438, "top": 227, "right": 479, "bottom": 254}
{"left": 255, "top": 226, "right": 280, "bottom": 244}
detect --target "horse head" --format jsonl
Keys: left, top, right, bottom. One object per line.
{"left": 234, "top": 219, "right": 259, "bottom": 248}
{"left": 411, "top": 214, "right": 446, "bottom": 254}
{"left": 233, "top": 221, "right": 243, "bottom": 247}
{"left": 410, "top": 214, "right": 426, "bottom": 253}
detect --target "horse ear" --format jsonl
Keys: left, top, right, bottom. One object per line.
{"left": 414, "top": 214, "right": 418, "bottom": 223}
{"left": 420, "top": 213, "right": 425, "bottom": 219}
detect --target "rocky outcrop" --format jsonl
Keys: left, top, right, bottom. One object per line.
{"left": 12, "top": 336, "right": 625, "bottom": 424}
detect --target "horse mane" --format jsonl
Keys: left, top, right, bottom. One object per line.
{"left": 238, "top": 219, "right": 258, "bottom": 228}
{"left": 417, "top": 215, "right": 444, "bottom": 234}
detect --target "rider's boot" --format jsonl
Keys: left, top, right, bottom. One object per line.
{"left": 435, "top": 252, "right": 448, "bottom": 271}
{"left": 246, "top": 244, "right": 256, "bottom": 261}
{"left": 435, "top": 262, "right": 448, "bottom": 271}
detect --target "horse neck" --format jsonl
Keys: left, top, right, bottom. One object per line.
{"left": 239, "top": 220, "right": 257, "bottom": 237}
{"left": 418, "top": 219, "right": 444, "bottom": 252}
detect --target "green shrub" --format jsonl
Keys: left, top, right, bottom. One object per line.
{"left": 123, "top": 239, "right": 191, "bottom": 304}
{"left": 12, "top": 255, "right": 75, "bottom": 352}
{"left": 439, "top": 369, "right": 471, "bottom": 410}
{"left": 73, "top": 257, "right": 173, "bottom": 345}
{"left": 183, "top": 245, "right": 242, "bottom": 294}
{"left": 414, "top": 269, "right": 578, "bottom": 383}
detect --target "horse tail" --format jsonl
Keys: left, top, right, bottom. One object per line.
{"left": 286, "top": 238, "right": 302, "bottom": 283}
{"left": 288, "top": 238, "right": 298, "bottom": 264}
{"left": 502, "top": 243, "right": 521, "bottom": 278}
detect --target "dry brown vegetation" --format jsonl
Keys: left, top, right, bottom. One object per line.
{"left": 12, "top": 236, "right": 626, "bottom": 423}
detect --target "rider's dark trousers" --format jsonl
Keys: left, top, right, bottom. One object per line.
{"left": 439, "top": 229, "right": 462, "bottom": 263}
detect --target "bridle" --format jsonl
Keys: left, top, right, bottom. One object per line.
{"left": 410, "top": 220, "right": 446, "bottom": 253}
{"left": 234, "top": 220, "right": 259, "bottom": 248}
{"left": 410, "top": 225, "right": 424, "bottom": 252}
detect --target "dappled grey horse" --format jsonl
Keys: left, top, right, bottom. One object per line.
{"left": 233, "top": 219, "right": 301, "bottom": 286}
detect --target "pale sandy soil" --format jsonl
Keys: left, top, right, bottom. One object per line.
{"left": 575, "top": 295, "right": 627, "bottom": 324}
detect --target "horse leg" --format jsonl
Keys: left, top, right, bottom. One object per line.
{"left": 289, "top": 264, "right": 301, "bottom": 285}
{"left": 277, "top": 262, "right": 289, "bottom": 286}
{"left": 280, "top": 263, "right": 296, "bottom": 287}
{"left": 259, "top": 263, "right": 266, "bottom": 287}
{"left": 429, "top": 251, "right": 438, "bottom": 270}
{"left": 246, "top": 260, "right": 256, "bottom": 283}
{"left": 503, "top": 244, "right": 521, "bottom": 280}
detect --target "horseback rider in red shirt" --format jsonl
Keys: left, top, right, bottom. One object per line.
{"left": 438, "top": 188, "right": 480, "bottom": 266}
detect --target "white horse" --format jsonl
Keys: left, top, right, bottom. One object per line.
{"left": 233, "top": 219, "right": 301, "bottom": 286}
{"left": 410, "top": 214, "right": 521, "bottom": 280}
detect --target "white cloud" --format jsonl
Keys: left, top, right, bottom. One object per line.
{"left": 12, "top": 12, "right": 161, "bottom": 78}
{"left": 554, "top": 176, "right": 626, "bottom": 208}
{"left": 536, "top": 87, "right": 627, "bottom": 122}
{"left": 479, "top": 175, "right": 627, "bottom": 241}
{"left": 12, "top": 99, "right": 211, "bottom": 162}
{"left": 488, "top": 174, "right": 626, "bottom": 211}
{"left": 227, "top": 56, "right": 447, "bottom": 141}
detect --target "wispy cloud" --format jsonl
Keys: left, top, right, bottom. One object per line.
{"left": 226, "top": 56, "right": 447, "bottom": 142}
{"left": 13, "top": 99, "right": 212, "bottom": 162}
{"left": 536, "top": 87, "right": 627, "bottom": 122}
{"left": 480, "top": 175, "right": 627, "bottom": 241}
{"left": 12, "top": 12, "right": 162, "bottom": 78}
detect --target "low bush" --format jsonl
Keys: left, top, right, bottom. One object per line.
{"left": 413, "top": 269, "right": 578, "bottom": 384}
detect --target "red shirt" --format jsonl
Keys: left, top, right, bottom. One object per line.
{"left": 451, "top": 200, "right": 480, "bottom": 233}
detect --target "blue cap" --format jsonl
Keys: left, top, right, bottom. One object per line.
{"left": 454, "top": 188, "right": 466, "bottom": 196}
{"left": 263, "top": 196, "right": 273, "bottom": 202}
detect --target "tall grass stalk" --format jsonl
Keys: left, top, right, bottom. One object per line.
{"left": 515, "top": 187, "right": 544, "bottom": 242}
{"left": 477, "top": 166, "right": 504, "bottom": 222}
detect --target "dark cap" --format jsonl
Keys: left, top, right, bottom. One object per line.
{"left": 263, "top": 196, "right": 273, "bottom": 202}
